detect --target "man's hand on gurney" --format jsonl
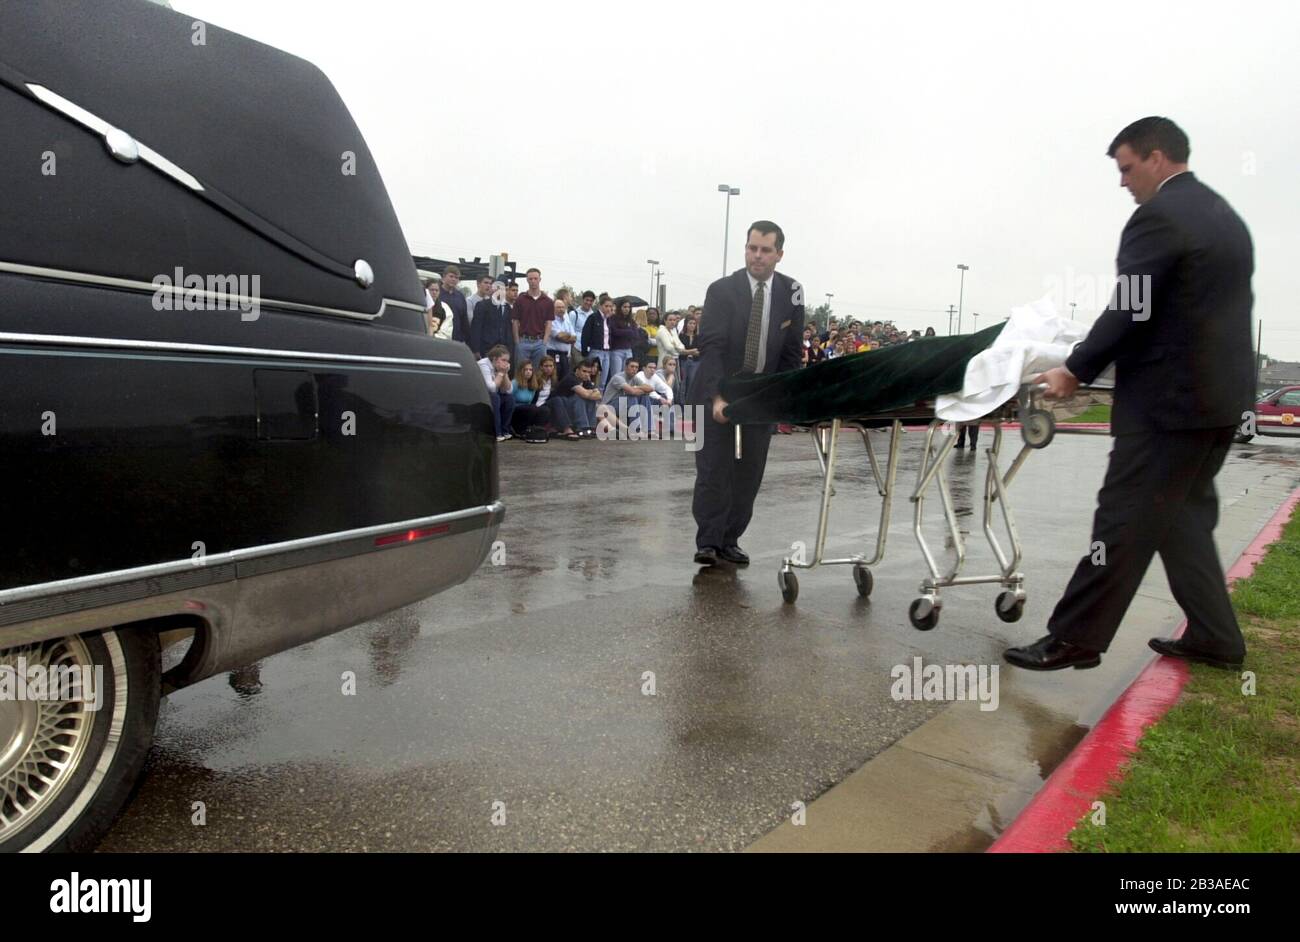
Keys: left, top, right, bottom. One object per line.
{"left": 712, "top": 396, "right": 730, "bottom": 424}
{"left": 1033, "top": 365, "right": 1079, "bottom": 399}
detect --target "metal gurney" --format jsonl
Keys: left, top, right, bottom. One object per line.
{"left": 764, "top": 383, "right": 1101, "bottom": 630}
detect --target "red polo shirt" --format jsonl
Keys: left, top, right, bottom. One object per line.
{"left": 512, "top": 292, "right": 552, "bottom": 337}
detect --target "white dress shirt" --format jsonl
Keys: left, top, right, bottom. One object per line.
{"left": 745, "top": 270, "right": 774, "bottom": 372}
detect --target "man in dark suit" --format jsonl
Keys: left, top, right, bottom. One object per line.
{"left": 468, "top": 278, "right": 516, "bottom": 362}
{"left": 1005, "top": 117, "right": 1255, "bottom": 671}
{"left": 690, "top": 220, "right": 804, "bottom": 567}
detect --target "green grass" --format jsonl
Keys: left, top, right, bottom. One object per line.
{"left": 1059, "top": 403, "right": 1112, "bottom": 424}
{"left": 1068, "top": 510, "right": 1300, "bottom": 852}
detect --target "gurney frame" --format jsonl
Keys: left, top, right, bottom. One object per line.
{"left": 773, "top": 384, "right": 1063, "bottom": 630}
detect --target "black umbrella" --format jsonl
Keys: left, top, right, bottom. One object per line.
{"left": 615, "top": 295, "right": 650, "bottom": 308}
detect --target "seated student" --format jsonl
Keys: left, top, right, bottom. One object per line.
{"left": 509, "top": 360, "right": 554, "bottom": 439}
{"left": 633, "top": 360, "right": 679, "bottom": 436}
{"left": 633, "top": 361, "right": 674, "bottom": 405}
{"left": 476, "top": 344, "right": 515, "bottom": 442}
{"left": 550, "top": 357, "right": 602, "bottom": 439}
{"left": 659, "top": 356, "right": 680, "bottom": 400}
{"left": 600, "top": 357, "right": 655, "bottom": 436}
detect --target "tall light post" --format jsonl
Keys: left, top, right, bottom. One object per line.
{"left": 646, "top": 259, "right": 659, "bottom": 308}
{"left": 956, "top": 263, "right": 969, "bottom": 333}
{"left": 972, "top": 312, "right": 979, "bottom": 332}
{"left": 718, "top": 184, "right": 740, "bottom": 276}
{"left": 1069, "top": 301, "right": 1077, "bottom": 321}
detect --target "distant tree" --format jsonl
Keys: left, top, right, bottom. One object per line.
{"left": 810, "top": 303, "right": 834, "bottom": 332}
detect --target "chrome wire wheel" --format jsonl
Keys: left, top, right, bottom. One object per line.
{"left": 0, "top": 637, "right": 99, "bottom": 847}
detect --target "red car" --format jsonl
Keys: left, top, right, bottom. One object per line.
{"left": 1239, "top": 386, "right": 1300, "bottom": 441}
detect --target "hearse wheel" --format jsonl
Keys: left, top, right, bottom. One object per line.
{"left": 0, "top": 628, "right": 160, "bottom": 852}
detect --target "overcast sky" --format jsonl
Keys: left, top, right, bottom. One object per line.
{"left": 178, "top": 0, "right": 1300, "bottom": 356}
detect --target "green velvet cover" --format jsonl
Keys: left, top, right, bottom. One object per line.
{"left": 720, "top": 322, "right": 1006, "bottom": 425}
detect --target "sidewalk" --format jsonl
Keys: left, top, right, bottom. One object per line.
{"left": 747, "top": 454, "right": 1300, "bottom": 853}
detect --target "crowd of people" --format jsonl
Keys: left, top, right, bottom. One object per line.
{"left": 420, "top": 264, "right": 937, "bottom": 444}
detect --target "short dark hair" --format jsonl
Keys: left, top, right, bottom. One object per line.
{"left": 626, "top": 359, "right": 639, "bottom": 369}
{"left": 576, "top": 357, "right": 597, "bottom": 371}
{"left": 526, "top": 267, "right": 541, "bottom": 276}
{"left": 444, "top": 264, "right": 460, "bottom": 277}
{"left": 582, "top": 290, "right": 596, "bottom": 301}
{"left": 747, "top": 220, "right": 785, "bottom": 250}
{"left": 1107, "top": 116, "right": 1190, "bottom": 163}
{"left": 487, "top": 345, "right": 510, "bottom": 360}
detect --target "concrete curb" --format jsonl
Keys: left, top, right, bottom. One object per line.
{"left": 986, "top": 484, "right": 1300, "bottom": 853}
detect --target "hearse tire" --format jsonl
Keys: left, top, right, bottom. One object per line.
{"left": 0, "top": 627, "right": 160, "bottom": 853}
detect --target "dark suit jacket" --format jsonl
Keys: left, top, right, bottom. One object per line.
{"left": 689, "top": 268, "right": 805, "bottom": 408}
{"left": 1065, "top": 172, "right": 1254, "bottom": 436}
{"left": 444, "top": 289, "right": 470, "bottom": 344}
{"left": 469, "top": 300, "right": 514, "bottom": 360}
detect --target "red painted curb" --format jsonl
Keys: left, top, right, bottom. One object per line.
{"left": 987, "top": 484, "right": 1300, "bottom": 853}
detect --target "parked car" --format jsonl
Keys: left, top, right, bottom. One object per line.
{"left": 1236, "top": 386, "right": 1300, "bottom": 443}
{"left": 0, "top": 0, "right": 502, "bottom": 852}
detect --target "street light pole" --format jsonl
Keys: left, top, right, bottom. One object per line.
{"left": 718, "top": 184, "right": 740, "bottom": 276}
{"left": 972, "top": 312, "right": 979, "bottom": 332}
{"left": 956, "top": 263, "right": 969, "bottom": 334}
{"left": 646, "top": 259, "right": 659, "bottom": 308}
{"left": 1069, "top": 301, "right": 1077, "bottom": 321}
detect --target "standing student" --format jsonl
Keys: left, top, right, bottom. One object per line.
{"left": 512, "top": 267, "right": 553, "bottom": 371}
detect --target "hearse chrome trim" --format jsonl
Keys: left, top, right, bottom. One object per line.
{"left": 28, "top": 84, "right": 205, "bottom": 191}
{"left": 0, "top": 260, "right": 426, "bottom": 321}
{"left": 0, "top": 502, "right": 506, "bottom": 611}
{"left": 0, "top": 331, "right": 463, "bottom": 371}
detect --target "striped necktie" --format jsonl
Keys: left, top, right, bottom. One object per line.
{"left": 743, "top": 280, "right": 766, "bottom": 372}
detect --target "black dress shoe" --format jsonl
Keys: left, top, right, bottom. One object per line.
{"left": 1149, "top": 637, "right": 1243, "bottom": 670}
{"left": 694, "top": 547, "right": 720, "bottom": 567}
{"left": 719, "top": 545, "right": 750, "bottom": 565}
{"left": 1003, "top": 634, "right": 1102, "bottom": 671}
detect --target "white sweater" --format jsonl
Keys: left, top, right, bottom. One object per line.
{"left": 656, "top": 325, "right": 687, "bottom": 366}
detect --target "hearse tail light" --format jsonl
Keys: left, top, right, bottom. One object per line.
{"left": 373, "top": 525, "right": 450, "bottom": 547}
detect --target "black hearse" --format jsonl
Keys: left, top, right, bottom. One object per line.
{"left": 0, "top": 0, "right": 502, "bottom": 851}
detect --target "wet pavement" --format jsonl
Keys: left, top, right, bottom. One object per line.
{"left": 98, "top": 430, "right": 1300, "bottom": 851}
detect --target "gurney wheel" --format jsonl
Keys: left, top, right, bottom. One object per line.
{"left": 995, "top": 591, "right": 1025, "bottom": 623}
{"left": 1022, "top": 410, "right": 1055, "bottom": 449}
{"left": 853, "top": 564, "right": 874, "bottom": 598}
{"left": 778, "top": 570, "right": 799, "bottom": 605}
{"left": 908, "top": 597, "right": 940, "bottom": 631}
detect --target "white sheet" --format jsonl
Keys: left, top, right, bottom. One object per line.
{"left": 935, "top": 296, "right": 1089, "bottom": 422}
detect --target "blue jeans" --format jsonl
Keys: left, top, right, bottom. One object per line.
{"left": 489, "top": 391, "right": 515, "bottom": 437}
{"left": 607, "top": 349, "right": 632, "bottom": 390}
{"left": 678, "top": 356, "right": 699, "bottom": 403}
{"left": 590, "top": 349, "right": 613, "bottom": 389}
{"left": 552, "top": 395, "right": 597, "bottom": 431}
{"left": 516, "top": 338, "right": 547, "bottom": 372}
{"left": 611, "top": 393, "right": 651, "bottom": 434}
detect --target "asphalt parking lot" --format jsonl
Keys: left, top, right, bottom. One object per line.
{"left": 98, "top": 430, "right": 1300, "bottom": 851}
